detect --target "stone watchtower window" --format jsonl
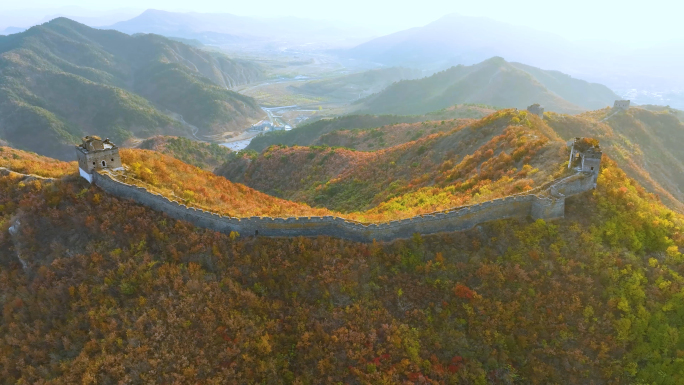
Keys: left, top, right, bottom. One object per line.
{"left": 102, "top": 160, "right": 106, "bottom": 167}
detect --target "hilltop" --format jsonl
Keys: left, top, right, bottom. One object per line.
{"left": 359, "top": 57, "right": 618, "bottom": 115}
{"left": 546, "top": 106, "right": 684, "bottom": 211}
{"left": 2, "top": 137, "right": 684, "bottom": 383}
{"left": 219, "top": 109, "right": 567, "bottom": 221}
{"left": 0, "top": 146, "right": 75, "bottom": 178}
{"left": 0, "top": 18, "right": 264, "bottom": 159}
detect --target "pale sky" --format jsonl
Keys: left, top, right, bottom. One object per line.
{"left": 2, "top": 0, "right": 682, "bottom": 46}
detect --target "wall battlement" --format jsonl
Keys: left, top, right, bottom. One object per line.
{"left": 89, "top": 169, "right": 597, "bottom": 243}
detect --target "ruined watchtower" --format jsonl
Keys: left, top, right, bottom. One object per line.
{"left": 568, "top": 137, "right": 602, "bottom": 186}
{"left": 613, "top": 100, "right": 630, "bottom": 110}
{"left": 527, "top": 103, "right": 544, "bottom": 117}
{"left": 75, "top": 136, "right": 122, "bottom": 183}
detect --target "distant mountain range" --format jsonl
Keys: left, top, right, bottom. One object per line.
{"left": 343, "top": 14, "right": 684, "bottom": 108}
{"left": 0, "top": 18, "right": 265, "bottom": 159}
{"left": 106, "top": 9, "right": 376, "bottom": 50}
{"left": 359, "top": 57, "right": 620, "bottom": 115}
{"left": 345, "top": 14, "right": 576, "bottom": 71}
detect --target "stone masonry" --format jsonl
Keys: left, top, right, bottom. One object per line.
{"left": 67, "top": 135, "right": 602, "bottom": 243}
{"left": 90, "top": 169, "right": 594, "bottom": 243}
{"left": 613, "top": 100, "right": 631, "bottom": 110}
{"left": 76, "top": 136, "right": 122, "bottom": 183}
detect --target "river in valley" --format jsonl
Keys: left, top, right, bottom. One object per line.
{"left": 219, "top": 105, "right": 307, "bottom": 151}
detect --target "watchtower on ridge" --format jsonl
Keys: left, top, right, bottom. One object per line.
{"left": 527, "top": 103, "right": 544, "bottom": 117}
{"left": 613, "top": 100, "right": 630, "bottom": 110}
{"left": 75, "top": 135, "right": 122, "bottom": 183}
{"left": 567, "top": 137, "right": 602, "bottom": 186}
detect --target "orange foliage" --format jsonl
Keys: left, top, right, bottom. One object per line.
{"left": 0, "top": 146, "right": 75, "bottom": 178}
{"left": 115, "top": 149, "right": 333, "bottom": 218}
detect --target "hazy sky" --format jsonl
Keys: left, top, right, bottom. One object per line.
{"left": 2, "top": 0, "right": 683, "bottom": 46}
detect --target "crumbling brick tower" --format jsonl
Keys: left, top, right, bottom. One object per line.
{"left": 75, "top": 135, "right": 123, "bottom": 183}
{"left": 613, "top": 100, "right": 630, "bottom": 110}
{"left": 567, "top": 137, "right": 602, "bottom": 186}
{"left": 527, "top": 103, "right": 545, "bottom": 117}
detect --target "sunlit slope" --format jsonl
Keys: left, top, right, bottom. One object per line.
{"left": 0, "top": 146, "right": 75, "bottom": 178}
{"left": 112, "top": 149, "right": 332, "bottom": 218}
{"left": 546, "top": 106, "right": 684, "bottom": 210}
{"left": 0, "top": 18, "right": 264, "bottom": 159}
{"left": 219, "top": 110, "right": 568, "bottom": 220}
{"left": 3, "top": 153, "right": 684, "bottom": 384}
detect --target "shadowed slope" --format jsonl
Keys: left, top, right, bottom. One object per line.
{"left": 137, "top": 136, "right": 232, "bottom": 171}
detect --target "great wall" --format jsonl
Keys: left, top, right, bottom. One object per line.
{"left": 87, "top": 168, "right": 596, "bottom": 243}
{"left": 2, "top": 137, "right": 601, "bottom": 243}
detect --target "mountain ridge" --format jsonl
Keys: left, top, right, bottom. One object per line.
{"left": 0, "top": 17, "right": 265, "bottom": 159}
{"left": 358, "top": 57, "right": 619, "bottom": 115}
{"left": 107, "top": 9, "right": 375, "bottom": 49}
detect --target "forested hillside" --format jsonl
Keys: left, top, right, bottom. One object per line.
{"left": 2, "top": 142, "right": 684, "bottom": 384}
{"left": 245, "top": 105, "right": 684, "bottom": 216}
{"left": 360, "top": 57, "right": 617, "bottom": 115}
{"left": 219, "top": 110, "right": 567, "bottom": 221}
{"left": 0, "top": 18, "right": 265, "bottom": 159}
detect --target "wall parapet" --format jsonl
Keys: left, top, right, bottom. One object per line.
{"left": 84, "top": 168, "right": 597, "bottom": 243}
{"left": 0, "top": 167, "right": 56, "bottom": 182}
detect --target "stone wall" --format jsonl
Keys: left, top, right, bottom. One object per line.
{"left": 91, "top": 170, "right": 596, "bottom": 242}
{"left": 0, "top": 167, "right": 55, "bottom": 182}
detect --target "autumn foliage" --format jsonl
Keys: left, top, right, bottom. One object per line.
{"left": 114, "top": 148, "right": 334, "bottom": 218}
{"left": 219, "top": 109, "right": 569, "bottom": 222}
{"left": 2, "top": 153, "right": 684, "bottom": 383}
{"left": 0, "top": 146, "right": 76, "bottom": 178}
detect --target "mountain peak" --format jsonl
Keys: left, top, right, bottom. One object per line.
{"left": 481, "top": 56, "right": 508, "bottom": 65}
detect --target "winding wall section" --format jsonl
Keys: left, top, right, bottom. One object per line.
{"left": 90, "top": 170, "right": 596, "bottom": 242}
